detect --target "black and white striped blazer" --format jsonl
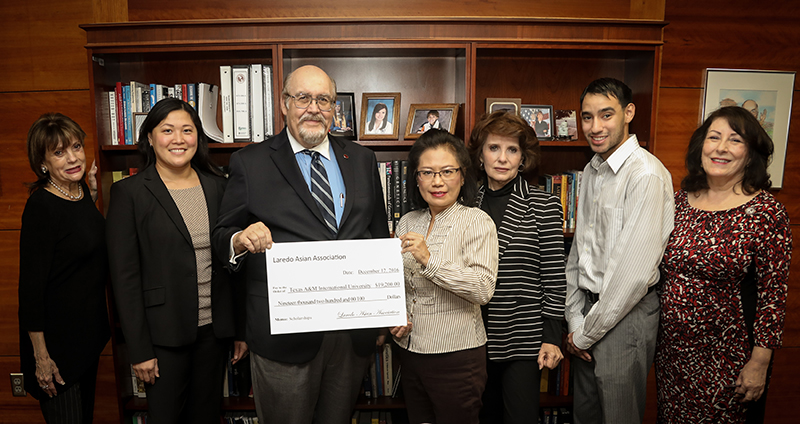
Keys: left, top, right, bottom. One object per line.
{"left": 477, "top": 175, "right": 567, "bottom": 361}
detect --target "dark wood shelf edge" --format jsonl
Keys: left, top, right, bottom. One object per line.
{"left": 355, "top": 394, "right": 407, "bottom": 410}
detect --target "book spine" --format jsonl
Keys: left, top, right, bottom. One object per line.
{"left": 220, "top": 66, "right": 234, "bottom": 143}
{"left": 108, "top": 91, "right": 119, "bottom": 145}
{"left": 122, "top": 85, "right": 132, "bottom": 145}
{"left": 129, "top": 81, "right": 139, "bottom": 114}
{"left": 149, "top": 83, "right": 157, "bottom": 109}
{"left": 141, "top": 85, "right": 151, "bottom": 113}
{"left": 249, "top": 64, "right": 265, "bottom": 142}
{"left": 173, "top": 84, "right": 183, "bottom": 102}
{"left": 392, "top": 160, "right": 401, "bottom": 230}
{"left": 362, "top": 372, "right": 372, "bottom": 399}
{"left": 375, "top": 348, "right": 383, "bottom": 396}
{"left": 560, "top": 173, "right": 568, "bottom": 231}
{"left": 400, "top": 161, "right": 409, "bottom": 218}
{"left": 384, "top": 163, "right": 393, "bottom": 234}
{"left": 181, "top": 83, "right": 188, "bottom": 102}
{"left": 187, "top": 83, "right": 197, "bottom": 109}
{"left": 551, "top": 175, "right": 563, "bottom": 230}
{"left": 263, "top": 65, "right": 274, "bottom": 137}
{"left": 382, "top": 343, "right": 392, "bottom": 397}
{"left": 115, "top": 82, "right": 124, "bottom": 145}
{"left": 369, "top": 354, "right": 377, "bottom": 398}
{"left": 232, "top": 65, "right": 251, "bottom": 141}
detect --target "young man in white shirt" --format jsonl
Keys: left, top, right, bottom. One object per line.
{"left": 565, "top": 77, "right": 675, "bottom": 424}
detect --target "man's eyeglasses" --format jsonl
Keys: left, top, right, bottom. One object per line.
{"left": 416, "top": 168, "right": 461, "bottom": 181}
{"left": 287, "top": 94, "right": 333, "bottom": 111}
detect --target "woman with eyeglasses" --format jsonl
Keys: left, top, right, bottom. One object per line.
{"left": 468, "top": 111, "right": 566, "bottom": 424}
{"left": 391, "top": 129, "right": 498, "bottom": 424}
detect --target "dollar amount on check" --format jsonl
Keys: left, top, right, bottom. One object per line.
{"left": 266, "top": 238, "right": 407, "bottom": 335}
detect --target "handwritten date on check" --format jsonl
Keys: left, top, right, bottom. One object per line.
{"left": 266, "top": 238, "right": 406, "bottom": 335}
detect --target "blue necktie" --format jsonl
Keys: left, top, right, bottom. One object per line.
{"left": 301, "top": 150, "right": 338, "bottom": 235}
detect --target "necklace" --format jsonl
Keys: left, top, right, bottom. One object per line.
{"left": 48, "top": 179, "right": 82, "bottom": 200}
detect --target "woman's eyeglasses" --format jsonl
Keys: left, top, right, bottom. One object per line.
{"left": 416, "top": 168, "right": 461, "bottom": 181}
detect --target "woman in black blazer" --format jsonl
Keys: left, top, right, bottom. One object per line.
{"left": 106, "top": 98, "right": 246, "bottom": 424}
{"left": 468, "top": 111, "right": 567, "bottom": 424}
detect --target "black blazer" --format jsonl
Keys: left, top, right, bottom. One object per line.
{"left": 212, "top": 129, "right": 389, "bottom": 363}
{"left": 107, "top": 165, "right": 236, "bottom": 364}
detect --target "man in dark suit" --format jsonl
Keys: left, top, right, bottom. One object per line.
{"left": 212, "top": 65, "right": 389, "bottom": 424}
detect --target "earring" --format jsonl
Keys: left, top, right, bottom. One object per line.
{"left": 518, "top": 162, "right": 525, "bottom": 172}
{"left": 479, "top": 161, "right": 484, "bottom": 170}
{"left": 41, "top": 165, "right": 47, "bottom": 173}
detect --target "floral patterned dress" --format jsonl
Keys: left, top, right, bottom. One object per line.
{"left": 655, "top": 190, "right": 791, "bottom": 423}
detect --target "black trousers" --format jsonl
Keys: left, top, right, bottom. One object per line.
{"left": 399, "top": 345, "right": 487, "bottom": 424}
{"left": 145, "top": 324, "right": 228, "bottom": 424}
{"left": 39, "top": 358, "right": 99, "bottom": 424}
{"left": 480, "top": 359, "right": 542, "bottom": 424}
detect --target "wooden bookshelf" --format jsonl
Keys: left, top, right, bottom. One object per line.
{"left": 81, "top": 17, "right": 665, "bottom": 422}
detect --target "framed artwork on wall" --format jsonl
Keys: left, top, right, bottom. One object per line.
{"left": 404, "top": 103, "right": 459, "bottom": 139}
{"left": 702, "top": 68, "right": 795, "bottom": 188}
{"left": 360, "top": 92, "right": 401, "bottom": 140}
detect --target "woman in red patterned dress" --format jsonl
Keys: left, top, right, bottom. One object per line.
{"left": 655, "top": 106, "right": 792, "bottom": 424}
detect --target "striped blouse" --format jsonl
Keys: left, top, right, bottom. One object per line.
{"left": 393, "top": 202, "right": 498, "bottom": 354}
{"left": 477, "top": 176, "right": 567, "bottom": 361}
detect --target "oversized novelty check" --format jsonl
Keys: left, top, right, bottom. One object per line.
{"left": 266, "top": 238, "right": 406, "bottom": 334}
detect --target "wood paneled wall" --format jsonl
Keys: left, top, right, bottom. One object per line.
{"left": 0, "top": 1, "right": 125, "bottom": 422}
{"left": 655, "top": 1, "right": 800, "bottom": 422}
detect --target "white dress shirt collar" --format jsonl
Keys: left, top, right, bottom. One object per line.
{"left": 591, "top": 134, "right": 639, "bottom": 174}
{"left": 287, "top": 131, "right": 331, "bottom": 160}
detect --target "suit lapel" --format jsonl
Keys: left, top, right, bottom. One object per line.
{"left": 269, "top": 131, "right": 328, "bottom": 229}
{"left": 142, "top": 166, "right": 193, "bottom": 246}
{"left": 492, "top": 177, "right": 528, "bottom": 259}
{"left": 331, "top": 136, "right": 354, "bottom": 228}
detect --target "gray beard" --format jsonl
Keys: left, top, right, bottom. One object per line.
{"left": 298, "top": 114, "right": 328, "bottom": 146}
{"left": 299, "top": 126, "right": 326, "bottom": 146}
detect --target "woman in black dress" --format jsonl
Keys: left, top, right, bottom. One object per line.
{"left": 18, "top": 113, "right": 109, "bottom": 423}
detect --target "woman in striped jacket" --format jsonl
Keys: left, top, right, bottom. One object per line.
{"left": 469, "top": 111, "right": 567, "bottom": 424}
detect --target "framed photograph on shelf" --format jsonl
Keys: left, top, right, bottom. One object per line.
{"left": 360, "top": 92, "right": 401, "bottom": 140}
{"left": 330, "top": 92, "right": 357, "bottom": 140}
{"left": 404, "top": 103, "right": 460, "bottom": 139}
{"left": 486, "top": 98, "right": 521, "bottom": 115}
{"left": 702, "top": 68, "right": 795, "bottom": 188}
{"left": 553, "top": 109, "right": 579, "bottom": 141}
{"left": 521, "top": 105, "right": 553, "bottom": 141}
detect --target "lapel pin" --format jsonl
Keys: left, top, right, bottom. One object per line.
{"left": 343, "top": 154, "right": 349, "bottom": 159}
